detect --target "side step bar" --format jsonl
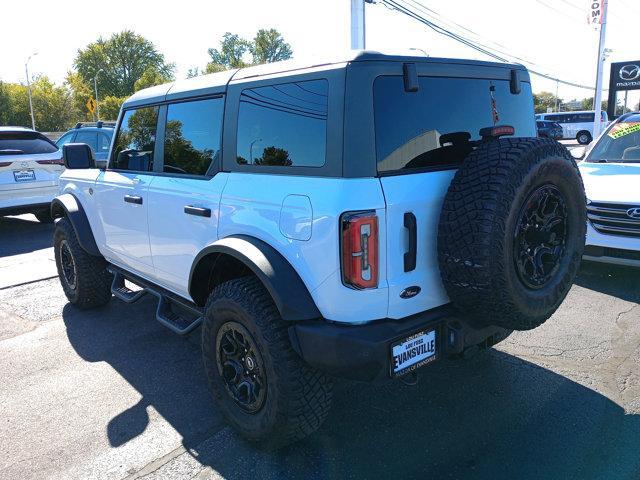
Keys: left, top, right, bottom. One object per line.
{"left": 156, "top": 296, "right": 203, "bottom": 335}
{"left": 108, "top": 266, "right": 204, "bottom": 336}
{"left": 111, "top": 272, "right": 147, "bottom": 303}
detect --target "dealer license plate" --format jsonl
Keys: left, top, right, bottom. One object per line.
{"left": 13, "top": 170, "right": 35, "bottom": 182}
{"left": 391, "top": 329, "right": 437, "bottom": 377}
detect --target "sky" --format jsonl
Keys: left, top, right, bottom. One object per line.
{"left": 1, "top": 0, "right": 639, "bottom": 108}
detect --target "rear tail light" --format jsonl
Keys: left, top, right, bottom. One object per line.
{"left": 341, "top": 211, "right": 379, "bottom": 289}
{"left": 36, "top": 159, "right": 64, "bottom": 165}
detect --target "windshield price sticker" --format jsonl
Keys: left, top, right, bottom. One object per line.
{"left": 607, "top": 122, "right": 640, "bottom": 139}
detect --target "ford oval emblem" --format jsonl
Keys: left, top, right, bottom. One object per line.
{"left": 400, "top": 286, "right": 421, "bottom": 299}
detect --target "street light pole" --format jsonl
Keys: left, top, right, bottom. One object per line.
{"left": 93, "top": 68, "right": 104, "bottom": 121}
{"left": 592, "top": 0, "right": 608, "bottom": 139}
{"left": 351, "top": 0, "right": 366, "bottom": 49}
{"left": 25, "top": 52, "right": 38, "bottom": 130}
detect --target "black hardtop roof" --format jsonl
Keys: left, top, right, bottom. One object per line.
{"left": 122, "top": 50, "right": 528, "bottom": 108}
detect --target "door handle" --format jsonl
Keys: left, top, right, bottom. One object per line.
{"left": 404, "top": 212, "right": 417, "bottom": 272}
{"left": 124, "top": 195, "right": 143, "bottom": 205}
{"left": 184, "top": 205, "right": 211, "bottom": 218}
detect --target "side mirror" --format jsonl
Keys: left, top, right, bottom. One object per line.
{"left": 570, "top": 146, "right": 586, "bottom": 161}
{"left": 63, "top": 143, "right": 95, "bottom": 169}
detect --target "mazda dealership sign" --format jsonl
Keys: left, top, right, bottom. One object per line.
{"left": 607, "top": 60, "right": 640, "bottom": 118}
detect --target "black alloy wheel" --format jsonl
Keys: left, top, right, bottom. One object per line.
{"left": 59, "top": 239, "right": 78, "bottom": 290}
{"left": 513, "top": 184, "right": 568, "bottom": 290}
{"left": 216, "top": 321, "right": 267, "bottom": 413}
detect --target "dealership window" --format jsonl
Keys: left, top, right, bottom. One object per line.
{"left": 236, "top": 79, "right": 328, "bottom": 167}
{"left": 374, "top": 76, "right": 536, "bottom": 173}
{"left": 163, "top": 97, "right": 224, "bottom": 176}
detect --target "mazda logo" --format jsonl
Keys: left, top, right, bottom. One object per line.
{"left": 626, "top": 207, "right": 640, "bottom": 219}
{"left": 619, "top": 64, "right": 640, "bottom": 81}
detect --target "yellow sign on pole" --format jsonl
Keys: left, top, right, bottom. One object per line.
{"left": 86, "top": 97, "right": 97, "bottom": 114}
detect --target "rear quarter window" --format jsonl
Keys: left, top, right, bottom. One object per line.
{"left": 236, "top": 79, "right": 328, "bottom": 168}
{"left": 373, "top": 76, "right": 536, "bottom": 174}
{"left": 0, "top": 132, "right": 58, "bottom": 155}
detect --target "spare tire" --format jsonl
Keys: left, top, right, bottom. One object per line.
{"left": 437, "top": 137, "right": 586, "bottom": 331}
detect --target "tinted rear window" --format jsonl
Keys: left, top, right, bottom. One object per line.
{"left": 374, "top": 76, "right": 536, "bottom": 173}
{"left": 236, "top": 79, "right": 328, "bottom": 167}
{"left": 0, "top": 132, "right": 58, "bottom": 155}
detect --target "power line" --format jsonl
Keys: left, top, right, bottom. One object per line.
{"left": 379, "top": 0, "right": 601, "bottom": 90}
{"left": 533, "top": 0, "right": 587, "bottom": 25}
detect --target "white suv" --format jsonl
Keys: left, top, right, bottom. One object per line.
{"left": 51, "top": 52, "right": 587, "bottom": 448}
{"left": 578, "top": 112, "right": 640, "bottom": 266}
{"left": 0, "top": 127, "right": 63, "bottom": 222}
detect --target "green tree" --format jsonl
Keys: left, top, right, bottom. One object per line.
{"left": 0, "top": 82, "right": 13, "bottom": 126}
{"left": 250, "top": 29, "right": 293, "bottom": 64}
{"left": 30, "top": 76, "right": 75, "bottom": 131}
{"left": 207, "top": 33, "right": 250, "bottom": 71}
{"left": 533, "top": 91, "right": 561, "bottom": 114}
{"left": 99, "top": 96, "right": 126, "bottom": 121}
{"left": 74, "top": 30, "right": 174, "bottom": 97}
{"left": 134, "top": 66, "right": 173, "bottom": 92}
{"left": 204, "top": 29, "right": 293, "bottom": 74}
{"left": 580, "top": 97, "right": 609, "bottom": 113}
{"left": 65, "top": 72, "right": 93, "bottom": 122}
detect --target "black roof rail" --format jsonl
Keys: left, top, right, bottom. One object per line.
{"left": 74, "top": 121, "right": 117, "bottom": 129}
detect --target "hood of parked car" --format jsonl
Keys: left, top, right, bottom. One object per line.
{"left": 579, "top": 162, "right": 640, "bottom": 203}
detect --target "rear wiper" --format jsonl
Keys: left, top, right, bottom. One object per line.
{"left": 0, "top": 149, "right": 24, "bottom": 155}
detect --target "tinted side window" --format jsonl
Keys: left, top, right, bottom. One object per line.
{"left": 575, "top": 113, "right": 595, "bottom": 122}
{"left": 75, "top": 131, "right": 98, "bottom": 152}
{"left": 55, "top": 132, "right": 75, "bottom": 147}
{"left": 111, "top": 107, "right": 159, "bottom": 171}
{"left": 374, "top": 76, "right": 536, "bottom": 173}
{"left": 236, "top": 79, "right": 328, "bottom": 167}
{"left": 164, "top": 97, "right": 224, "bottom": 176}
{"left": 98, "top": 132, "right": 111, "bottom": 153}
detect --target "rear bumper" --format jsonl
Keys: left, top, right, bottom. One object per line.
{"left": 288, "top": 305, "right": 510, "bottom": 383}
{"left": 0, "top": 186, "right": 57, "bottom": 212}
{"left": 0, "top": 201, "right": 51, "bottom": 216}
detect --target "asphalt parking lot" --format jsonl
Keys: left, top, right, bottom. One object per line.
{"left": 1, "top": 200, "right": 639, "bottom": 479}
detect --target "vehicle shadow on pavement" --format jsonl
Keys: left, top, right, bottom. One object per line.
{"left": 62, "top": 298, "right": 640, "bottom": 480}
{"left": 0, "top": 216, "right": 53, "bottom": 256}
{"left": 576, "top": 261, "right": 640, "bottom": 303}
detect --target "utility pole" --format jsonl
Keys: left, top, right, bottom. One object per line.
{"left": 94, "top": 68, "right": 104, "bottom": 121}
{"left": 555, "top": 80, "right": 559, "bottom": 112}
{"left": 351, "top": 0, "right": 366, "bottom": 49}
{"left": 25, "top": 52, "right": 38, "bottom": 130}
{"left": 592, "top": 0, "right": 608, "bottom": 139}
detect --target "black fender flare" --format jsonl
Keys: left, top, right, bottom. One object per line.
{"left": 189, "top": 235, "right": 321, "bottom": 321}
{"left": 50, "top": 193, "right": 101, "bottom": 256}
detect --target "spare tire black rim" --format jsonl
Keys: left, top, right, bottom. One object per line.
{"left": 216, "top": 321, "right": 266, "bottom": 413}
{"left": 514, "top": 184, "right": 568, "bottom": 289}
{"left": 60, "top": 240, "right": 77, "bottom": 290}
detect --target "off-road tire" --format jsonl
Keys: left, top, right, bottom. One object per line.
{"left": 438, "top": 138, "right": 586, "bottom": 331}
{"left": 34, "top": 209, "right": 54, "bottom": 223}
{"left": 202, "top": 276, "right": 333, "bottom": 449}
{"left": 53, "top": 217, "right": 113, "bottom": 309}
